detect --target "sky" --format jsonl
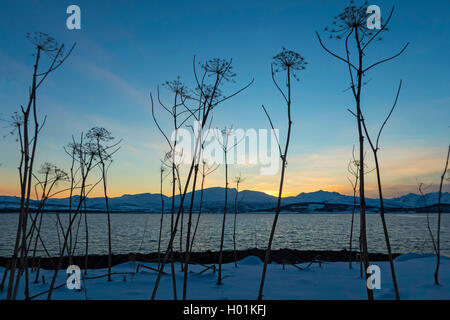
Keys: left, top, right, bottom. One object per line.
{"left": 0, "top": 0, "right": 449, "bottom": 198}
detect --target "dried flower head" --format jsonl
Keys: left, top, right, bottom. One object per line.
{"left": 26, "top": 32, "right": 65, "bottom": 60}
{"left": 164, "top": 150, "right": 172, "bottom": 162}
{"left": 163, "top": 76, "right": 191, "bottom": 98}
{"left": 83, "top": 142, "right": 100, "bottom": 158}
{"left": 272, "top": 47, "right": 307, "bottom": 81}
{"left": 234, "top": 174, "right": 245, "bottom": 184}
{"left": 10, "top": 112, "right": 23, "bottom": 128}
{"left": 54, "top": 168, "right": 69, "bottom": 183}
{"left": 324, "top": 0, "right": 388, "bottom": 43}
{"left": 38, "top": 162, "right": 56, "bottom": 176}
{"left": 7, "top": 112, "right": 24, "bottom": 140}
{"left": 38, "top": 163, "right": 68, "bottom": 184}
{"left": 164, "top": 149, "right": 184, "bottom": 166}
{"left": 67, "top": 141, "right": 82, "bottom": 155}
{"left": 86, "top": 127, "right": 114, "bottom": 143}
{"left": 352, "top": 159, "right": 361, "bottom": 168}
{"left": 196, "top": 84, "right": 223, "bottom": 105}
{"left": 202, "top": 58, "right": 236, "bottom": 82}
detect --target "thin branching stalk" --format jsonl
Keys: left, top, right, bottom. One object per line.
{"left": 317, "top": 2, "right": 407, "bottom": 299}
{"left": 217, "top": 127, "right": 239, "bottom": 285}
{"left": 258, "top": 48, "right": 306, "bottom": 300}
{"left": 157, "top": 165, "right": 166, "bottom": 268}
{"left": 150, "top": 57, "right": 253, "bottom": 300}
{"left": 190, "top": 161, "right": 219, "bottom": 253}
{"left": 347, "top": 146, "right": 359, "bottom": 269}
{"left": 418, "top": 183, "right": 437, "bottom": 255}
{"left": 233, "top": 174, "right": 244, "bottom": 267}
{"left": 86, "top": 127, "right": 121, "bottom": 282}
{"left": 360, "top": 80, "right": 402, "bottom": 299}
{"left": 7, "top": 33, "right": 75, "bottom": 300}
{"left": 435, "top": 145, "right": 450, "bottom": 285}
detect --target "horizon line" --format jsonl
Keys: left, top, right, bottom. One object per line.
{"left": 1, "top": 187, "right": 447, "bottom": 201}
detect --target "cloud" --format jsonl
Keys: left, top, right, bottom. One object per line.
{"left": 217, "top": 145, "right": 449, "bottom": 198}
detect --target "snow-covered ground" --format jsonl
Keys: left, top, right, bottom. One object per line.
{"left": 1, "top": 254, "right": 449, "bottom": 300}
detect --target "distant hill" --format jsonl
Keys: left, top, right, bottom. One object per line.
{"left": 1, "top": 188, "right": 449, "bottom": 213}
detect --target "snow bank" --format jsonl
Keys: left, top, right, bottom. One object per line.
{"left": 238, "top": 256, "right": 263, "bottom": 266}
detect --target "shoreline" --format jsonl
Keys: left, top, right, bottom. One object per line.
{"left": 1, "top": 206, "right": 449, "bottom": 214}
{"left": 0, "top": 248, "right": 402, "bottom": 270}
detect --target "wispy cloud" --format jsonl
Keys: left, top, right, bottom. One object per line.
{"left": 72, "top": 59, "right": 148, "bottom": 109}
{"left": 201, "top": 145, "right": 450, "bottom": 198}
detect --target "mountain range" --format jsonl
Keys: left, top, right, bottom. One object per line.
{"left": 0, "top": 188, "right": 449, "bottom": 213}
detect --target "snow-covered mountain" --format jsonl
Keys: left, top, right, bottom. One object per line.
{"left": 282, "top": 190, "right": 450, "bottom": 208}
{"left": 388, "top": 192, "right": 450, "bottom": 208}
{"left": 0, "top": 188, "right": 449, "bottom": 213}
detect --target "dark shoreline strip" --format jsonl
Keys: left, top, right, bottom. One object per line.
{"left": 0, "top": 248, "right": 401, "bottom": 270}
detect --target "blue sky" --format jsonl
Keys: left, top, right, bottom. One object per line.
{"left": 0, "top": 0, "right": 449, "bottom": 197}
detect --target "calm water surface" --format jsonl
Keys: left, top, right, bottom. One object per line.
{"left": 0, "top": 213, "right": 448, "bottom": 257}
